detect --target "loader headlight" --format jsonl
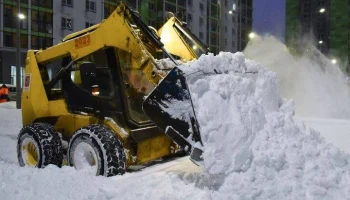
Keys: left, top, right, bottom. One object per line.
{"left": 92, "top": 91, "right": 100, "bottom": 96}
{"left": 91, "top": 85, "right": 100, "bottom": 96}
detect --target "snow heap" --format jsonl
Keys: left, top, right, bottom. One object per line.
{"left": 178, "top": 52, "right": 350, "bottom": 199}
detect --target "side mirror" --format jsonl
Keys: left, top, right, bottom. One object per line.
{"left": 80, "top": 62, "right": 97, "bottom": 91}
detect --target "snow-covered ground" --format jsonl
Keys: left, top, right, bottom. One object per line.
{"left": 2, "top": 36, "right": 350, "bottom": 199}
{"left": 297, "top": 118, "right": 350, "bottom": 154}
{"left": 2, "top": 102, "right": 350, "bottom": 200}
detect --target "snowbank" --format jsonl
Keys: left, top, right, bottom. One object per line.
{"left": 0, "top": 102, "right": 22, "bottom": 164}
{"left": 178, "top": 52, "right": 350, "bottom": 199}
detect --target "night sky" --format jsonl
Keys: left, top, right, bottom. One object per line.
{"left": 253, "top": 0, "right": 286, "bottom": 42}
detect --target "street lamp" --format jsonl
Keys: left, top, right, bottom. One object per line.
{"left": 319, "top": 8, "right": 325, "bottom": 13}
{"left": 16, "top": 0, "right": 25, "bottom": 109}
{"left": 18, "top": 13, "right": 25, "bottom": 19}
{"left": 332, "top": 59, "right": 337, "bottom": 64}
{"left": 249, "top": 32, "right": 256, "bottom": 39}
{"left": 319, "top": 40, "right": 323, "bottom": 44}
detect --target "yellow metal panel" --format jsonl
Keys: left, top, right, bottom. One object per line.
{"left": 54, "top": 115, "right": 76, "bottom": 138}
{"left": 136, "top": 135, "right": 173, "bottom": 164}
{"left": 73, "top": 115, "right": 98, "bottom": 132}
{"left": 35, "top": 8, "right": 149, "bottom": 67}
{"left": 54, "top": 114, "right": 99, "bottom": 138}
{"left": 22, "top": 51, "right": 49, "bottom": 126}
{"left": 49, "top": 100, "right": 68, "bottom": 116}
{"left": 63, "top": 23, "right": 102, "bottom": 42}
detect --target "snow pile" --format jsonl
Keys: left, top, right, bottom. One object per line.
{"left": 178, "top": 52, "right": 350, "bottom": 199}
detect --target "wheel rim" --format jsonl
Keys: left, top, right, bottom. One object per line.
{"left": 72, "top": 142, "right": 99, "bottom": 175}
{"left": 21, "top": 137, "right": 39, "bottom": 167}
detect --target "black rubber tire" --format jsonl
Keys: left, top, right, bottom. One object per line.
{"left": 67, "top": 124, "right": 126, "bottom": 177}
{"left": 17, "top": 123, "right": 63, "bottom": 168}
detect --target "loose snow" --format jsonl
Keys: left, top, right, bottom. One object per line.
{"left": 243, "top": 35, "right": 350, "bottom": 119}
{"left": 1, "top": 36, "right": 350, "bottom": 199}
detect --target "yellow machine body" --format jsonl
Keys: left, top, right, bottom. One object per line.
{"left": 20, "top": 2, "right": 203, "bottom": 167}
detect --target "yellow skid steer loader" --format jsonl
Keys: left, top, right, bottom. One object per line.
{"left": 17, "top": 1, "right": 209, "bottom": 176}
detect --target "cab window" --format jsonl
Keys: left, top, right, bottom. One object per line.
{"left": 70, "top": 48, "right": 114, "bottom": 97}
{"left": 117, "top": 49, "right": 155, "bottom": 124}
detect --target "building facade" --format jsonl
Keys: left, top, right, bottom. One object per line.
{"left": 237, "top": 0, "right": 252, "bottom": 51}
{"left": 1, "top": 0, "right": 252, "bottom": 85}
{"left": 286, "top": 0, "right": 350, "bottom": 73}
{"left": 0, "top": 0, "right": 53, "bottom": 85}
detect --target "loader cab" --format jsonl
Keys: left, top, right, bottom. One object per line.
{"left": 57, "top": 47, "right": 155, "bottom": 129}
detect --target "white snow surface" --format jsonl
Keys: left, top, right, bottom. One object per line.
{"left": 178, "top": 52, "right": 350, "bottom": 199}
{"left": 1, "top": 50, "right": 350, "bottom": 199}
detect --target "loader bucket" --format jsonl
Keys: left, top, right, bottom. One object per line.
{"left": 142, "top": 67, "right": 203, "bottom": 164}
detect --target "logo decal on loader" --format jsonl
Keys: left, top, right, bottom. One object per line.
{"left": 24, "top": 73, "right": 31, "bottom": 92}
{"left": 75, "top": 35, "right": 91, "bottom": 49}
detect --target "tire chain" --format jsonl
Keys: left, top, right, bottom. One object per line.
{"left": 18, "top": 123, "right": 63, "bottom": 168}
{"left": 75, "top": 124, "right": 126, "bottom": 176}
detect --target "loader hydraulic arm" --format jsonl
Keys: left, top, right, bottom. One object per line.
{"left": 157, "top": 13, "right": 210, "bottom": 61}
{"left": 172, "top": 18, "right": 210, "bottom": 56}
{"left": 44, "top": 60, "right": 74, "bottom": 92}
{"left": 126, "top": 3, "right": 178, "bottom": 65}
{"left": 34, "top": 1, "right": 177, "bottom": 66}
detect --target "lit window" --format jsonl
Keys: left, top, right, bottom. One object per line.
{"left": 10, "top": 66, "right": 25, "bottom": 87}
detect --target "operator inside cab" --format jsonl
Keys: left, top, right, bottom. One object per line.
{"left": 0, "top": 84, "right": 9, "bottom": 103}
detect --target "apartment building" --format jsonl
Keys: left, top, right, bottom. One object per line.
{"left": 237, "top": 0, "right": 252, "bottom": 51}
{"left": 286, "top": 0, "right": 350, "bottom": 72}
{"left": 0, "top": 0, "right": 53, "bottom": 85}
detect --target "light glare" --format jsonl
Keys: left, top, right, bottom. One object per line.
{"left": 18, "top": 13, "right": 25, "bottom": 19}
{"left": 249, "top": 32, "right": 255, "bottom": 39}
